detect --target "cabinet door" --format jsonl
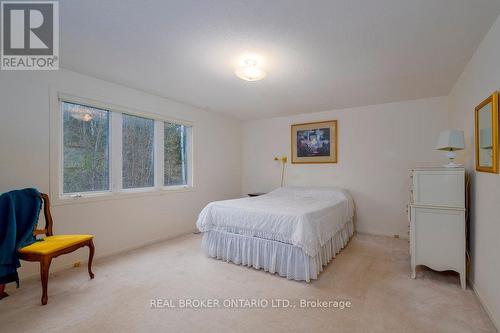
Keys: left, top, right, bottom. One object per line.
{"left": 412, "top": 170, "right": 464, "bottom": 208}
{"left": 411, "top": 207, "right": 465, "bottom": 272}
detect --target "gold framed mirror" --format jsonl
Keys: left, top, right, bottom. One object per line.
{"left": 475, "top": 91, "right": 499, "bottom": 173}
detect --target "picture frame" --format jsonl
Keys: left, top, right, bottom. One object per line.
{"left": 475, "top": 91, "right": 499, "bottom": 173}
{"left": 291, "top": 120, "right": 337, "bottom": 164}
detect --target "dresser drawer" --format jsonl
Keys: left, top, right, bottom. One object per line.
{"left": 411, "top": 169, "right": 465, "bottom": 208}
{"left": 410, "top": 206, "right": 465, "bottom": 272}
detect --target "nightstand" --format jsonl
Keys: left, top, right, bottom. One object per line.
{"left": 247, "top": 192, "right": 266, "bottom": 197}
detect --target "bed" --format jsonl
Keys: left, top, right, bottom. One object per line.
{"left": 196, "top": 186, "right": 354, "bottom": 282}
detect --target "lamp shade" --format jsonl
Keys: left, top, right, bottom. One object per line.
{"left": 436, "top": 130, "right": 465, "bottom": 151}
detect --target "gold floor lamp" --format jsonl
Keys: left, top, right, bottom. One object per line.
{"left": 274, "top": 156, "right": 288, "bottom": 187}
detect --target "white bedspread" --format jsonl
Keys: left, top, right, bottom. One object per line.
{"left": 196, "top": 186, "right": 354, "bottom": 257}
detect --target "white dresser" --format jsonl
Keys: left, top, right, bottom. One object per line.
{"left": 408, "top": 167, "right": 466, "bottom": 289}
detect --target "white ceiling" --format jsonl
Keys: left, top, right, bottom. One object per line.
{"left": 60, "top": 0, "right": 500, "bottom": 120}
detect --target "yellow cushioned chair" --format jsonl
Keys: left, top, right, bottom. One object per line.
{"left": 18, "top": 193, "right": 95, "bottom": 305}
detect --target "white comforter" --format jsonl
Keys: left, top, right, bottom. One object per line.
{"left": 196, "top": 186, "right": 354, "bottom": 257}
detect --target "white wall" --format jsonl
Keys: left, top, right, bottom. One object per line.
{"left": 242, "top": 96, "right": 448, "bottom": 237}
{"left": 448, "top": 14, "right": 500, "bottom": 329}
{"left": 0, "top": 69, "right": 241, "bottom": 278}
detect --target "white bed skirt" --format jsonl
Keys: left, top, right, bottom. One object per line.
{"left": 201, "top": 220, "right": 354, "bottom": 282}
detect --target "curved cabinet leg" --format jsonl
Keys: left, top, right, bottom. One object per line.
{"left": 460, "top": 272, "right": 466, "bottom": 290}
{"left": 40, "top": 256, "right": 52, "bottom": 305}
{"left": 411, "top": 266, "right": 416, "bottom": 279}
{"left": 88, "top": 240, "right": 95, "bottom": 279}
{"left": 0, "top": 284, "right": 8, "bottom": 300}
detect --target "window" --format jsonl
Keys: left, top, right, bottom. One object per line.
{"left": 62, "top": 102, "right": 110, "bottom": 194}
{"left": 58, "top": 97, "right": 193, "bottom": 199}
{"left": 122, "top": 114, "right": 155, "bottom": 189}
{"left": 164, "top": 122, "right": 188, "bottom": 186}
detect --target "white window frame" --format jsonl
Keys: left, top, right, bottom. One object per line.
{"left": 120, "top": 113, "right": 157, "bottom": 192}
{"left": 58, "top": 100, "right": 113, "bottom": 198}
{"left": 163, "top": 122, "right": 193, "bottom": 189}
{"left": 50, "top": 89, "right": 194, "bottom": 206}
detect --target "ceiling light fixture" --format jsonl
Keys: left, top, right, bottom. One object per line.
{"left": 235, "top": 58, "right": 266, "bottom": 81}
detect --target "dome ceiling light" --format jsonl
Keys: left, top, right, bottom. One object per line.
{"left": 235, "top": 58, "right": 266, "bottom": 82}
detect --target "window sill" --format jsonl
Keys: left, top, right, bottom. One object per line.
{"left": 51, "top": 186, "right": 195, "bottom": 206}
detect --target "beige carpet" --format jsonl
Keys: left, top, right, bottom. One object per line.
{"left": 0, "top": 233, "right": 495, "bottom": 333}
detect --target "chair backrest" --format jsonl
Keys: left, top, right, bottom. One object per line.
{"left": 33, "top": 193, "right": 53, "bottom": 237}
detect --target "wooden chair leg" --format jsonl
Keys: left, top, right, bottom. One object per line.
{"left": 40, "top": 256, "right": 52, "bottom": 305}
{"left": 0, "top": 284, "right": 8, "bottom": 300}
{"left": 88, "top": 240, "right": 95, "bottom": 279}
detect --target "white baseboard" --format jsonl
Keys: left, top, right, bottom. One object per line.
{"left": 471, "top": 282, "right": 499, "bottom": 332}
{"left": 356, "top": 230, "right": 409, "bottom": 240}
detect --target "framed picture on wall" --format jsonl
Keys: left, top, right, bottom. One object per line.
{"left": 291, "top": 120, "right": 337, "bottom": 164}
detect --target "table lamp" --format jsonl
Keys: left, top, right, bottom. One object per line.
{"left": 436, "top": 130, "right": 465, "bottom": 167}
